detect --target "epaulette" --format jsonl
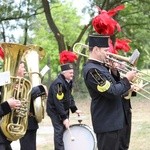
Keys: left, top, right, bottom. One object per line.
{"left": 90, "top": 69, "right": 110, "bottom": 92}
{"left": 56, "top": 83, "right": 64, "bottom": 100}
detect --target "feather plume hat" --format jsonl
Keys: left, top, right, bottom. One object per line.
{"left": 89, "top": 5, "right": 125, "bottom": 49}
{"left": 91, "top": 5, "right": 131, "bottom": 54}
{"left": 109, "top": 38, "right": 131, "bottom": 54}
{"left": 92, "top": 5, "right": 125, "bottom": 35}
{"left": 0, "top": 46, "right": 4, "bottom": 69}
{"left": 59, "top": 50, "right": 78, "bottom": 71}
{"left": 0, "top": 46, "right": 4, "bottom": 60}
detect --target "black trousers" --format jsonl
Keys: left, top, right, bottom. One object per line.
{"left": 96, "top": 130, "right": 121, "bottom": 150}
{"left": 119, "top": 109, "right": 132, "bottom": 150}
{"left": 0, "top": 129, "right": 12, "bottom": 150}
{"left": 19, "top": 130, "right": 37, "bottom": 150}
{"left": 50, "top": 112, "right": 66, "bottom": 150}
{"left": 0, "top": 144, "right": 12, "bottom": 150}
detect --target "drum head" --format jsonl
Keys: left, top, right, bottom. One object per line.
{"left": 63, "top": 124, "right": 96, "bottom": 150}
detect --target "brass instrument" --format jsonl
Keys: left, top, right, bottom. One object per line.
{"left": 73, "top": 43, "right": 140, "bottom": 65}
{"left": 73, "top": 42, "right": 150, "bottom": 100}
{"left": 107, "top": 55, "right": 150, "bottom": 81}
{"left": 73, "top": 43, "right": 89, "bottom": 58}
{"left": 23, "top": 45, "right": 45, "bottom": 123}
{"left": 106, "top": 55, "right": 150, "bottom": 100}
{"left": 0, "top": 43, "right": 32, "bottom": 141}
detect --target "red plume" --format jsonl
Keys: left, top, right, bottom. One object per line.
{"left": 59, "top": 50, "right": 78, "bottom": 64}
{"left": 107, "top": 5, "right": 125, "bottom": 17}
{"left": 0, "top": 47, "right": 4, "bottom": 60}
{"left": 92, "top": 5, "right": 125, "bottom": 35}
{"left": 115, "top": 38, "right": 131, "bottom": 52}
{"left": 108, "top": 39, "right": 118, "bottom": 54}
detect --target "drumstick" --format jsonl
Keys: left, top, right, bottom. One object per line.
{"left": 68, "top": 127, "right": 75, "bottom": 141}
{"left": 78, "top": 114, "right": 82, "bottom": 124}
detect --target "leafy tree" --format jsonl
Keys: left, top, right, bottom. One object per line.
{"left": 86, "top": 0, "right": 150, "bottom": 68}
{"left": 0, "top": 0, "right": 149, "bottom": 88}
{"left": 0, "top": 0, "right": 43, "bottom": 43}
{"left": 32, "top": 1, "right": 86, "bottom": 85}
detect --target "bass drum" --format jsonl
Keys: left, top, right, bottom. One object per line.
{"left": 63, "top": 124, "right": 97, "bottom": 150}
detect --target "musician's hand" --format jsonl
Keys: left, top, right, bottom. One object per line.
{"left": 129, "top": 85, "right": 135, "bottom": 92}
{"left": 63, "top": 118, "right": 70, "bottom": 129}
{"left": 125, "top": 70, "right": 137, "bottom": 81}
{"left": 133, "top": 84, "right": 141, "bottom": 92}
{"left": 108, "top": 61, "right": 120, "bottom": 76}
{"left": 7, "top": 98, "right": 21, "bottom": 109}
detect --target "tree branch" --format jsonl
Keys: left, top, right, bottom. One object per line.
{"left": 42, "top": 0, "right": 65, "bottom": 52}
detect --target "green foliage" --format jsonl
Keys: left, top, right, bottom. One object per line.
{"left": 50, "top": 3, "right": 81, "bottom": 44}
{"left": 0, "top": 0, "right": 149, "bottom": 81}
{"left": 0, "top": 0, "right": 43, "bottom": 42}
{"left": 32, "top": 2, "right": 83, "bottom": 78}
{"left": 86, "top": 0, "right": 150, "bottom": 69}
{"left": 116, "top": 1, "right": 150, "bottom": 69}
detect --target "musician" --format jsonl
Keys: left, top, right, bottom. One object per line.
{"left": 0, "top": 98, "right": 21, "bottom": 150}
{"left": 83, "top": 34, "right": 137, "bottom": 150}
{"left": 46, "top": 50, "right": 81, "bottom": 150}
{"left": 0, "top": 47, "right": 21, "bottom": 150}
{"left": 17, "top": 62, "right": 47, "bottom": 150}
{"left": 111, "top": 61, "right": 136, "bottom": 150}
{"left": 19, "top": 85, "right": 47, "bottom": 150}
{"left": 120, "top": 93, "right": 135, "bottom": 150}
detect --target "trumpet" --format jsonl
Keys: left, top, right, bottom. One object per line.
{"left": 73, "top": 42, "right": 150, "bottom": 100}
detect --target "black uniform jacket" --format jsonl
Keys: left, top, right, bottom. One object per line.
{"left": 28, "top": 85, "right": 46, "bottom": 130}
{"left": 46, "top": 74, "right": 77, "bottom": 121}
{"left": 83, "top": 60, "right": 131, "bottom": 133}
{"left": 0, "top": 102, "right": 11, "bottom": 143}
{"left": 111, "top": 70, "right": 137, "bottom": 124}
{"left": 0, "top": 102, "right": 11, "bottom": 118}
{"left": 0, "top": 86, "right": 11, "bottom": 118}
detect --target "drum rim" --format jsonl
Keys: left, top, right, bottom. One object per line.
{"left": 63, "top": 124, "right": 97, "bottom": 149}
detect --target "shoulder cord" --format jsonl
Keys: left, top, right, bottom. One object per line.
{"left": 57, "top": 84, "right": 62, "bottom": 93}
{"left": 89, "top": 69, "right": 105, "bottom": 84}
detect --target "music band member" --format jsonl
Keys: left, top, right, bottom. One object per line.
{"left": 46, "top": 50, "right": 81, "bottom": 150}
{"left": 0, "top": 97, "right": 21, "bottom": 150}
{"left": 83, "top": 34, "right": 137, "bottom": 150}
{"left": 0, "top": 46, "right": 22, "bottom": 150}
{"left": 19, "top": 84, "right": 47, "bottom": 150}
{"left": 110, "top": 61, "right": 137, "bottom": 150}
{"left": 17, "top": 62, "right": 47, "bottom": 150}
{"left": 0, "top": 46, "right": 47, "bottom": 150}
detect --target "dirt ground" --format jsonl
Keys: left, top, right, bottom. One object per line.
{"left": 11, "top": 96, "right": 150, "bottom": 150}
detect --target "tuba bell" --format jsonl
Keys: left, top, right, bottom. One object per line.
{"left": 0, "top": 43, "right": 32, "bottom": 141}
{"left": 23, "top": 45, "right": 45, "bottom": 123}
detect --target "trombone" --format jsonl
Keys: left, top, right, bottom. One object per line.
{"left": 107, "top": 56, "right": 150, "bottom": 84}
{"left": 73, "top": 43, "right": 89, "bottom": 58}
{"left": 73, "top": 42, "right": 150, "bottom": 100}
{"left": 106, "top": 53, "right": 150, "bottom": 100}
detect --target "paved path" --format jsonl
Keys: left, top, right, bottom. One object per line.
{"left": 11, "top": 125, "right": 53, "bottom": 150}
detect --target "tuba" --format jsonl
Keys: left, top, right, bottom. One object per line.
{"left": 0, "top": 43, "right": 32, "bottom": 141}
{"left": 23, "top": 45, "right": 45, "bottom": 123}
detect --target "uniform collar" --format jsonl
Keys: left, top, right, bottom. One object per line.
{"left": 59, "top": 74, "right": 72, "bottom": 84}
